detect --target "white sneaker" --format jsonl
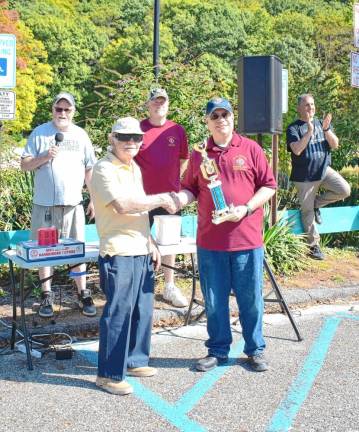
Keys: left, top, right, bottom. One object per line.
{"left": 163, "top": 284, "right": 188, "bottom": 308}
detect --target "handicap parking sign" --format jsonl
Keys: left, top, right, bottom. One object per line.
{"left": 0, "top": 58, "right": 7, "bottom": 76}
{"left": 0, "top": 34, "right": 16, "bottom": 87}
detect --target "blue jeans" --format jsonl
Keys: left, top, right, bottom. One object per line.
{"left": 197, "top": 246, "right": 265, "bottom": 358}
{"left": 97, "top": 254, "right": 154, "bottom": 381}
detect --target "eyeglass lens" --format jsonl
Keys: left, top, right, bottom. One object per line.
{"left": 55, "top": 107, "right": 71, "bottom": 113}
{"left": 114, "top": 133, "right": 143, "bottom": 143}
{"left": 210, "top": 112, "right": 230, "bottom": 120}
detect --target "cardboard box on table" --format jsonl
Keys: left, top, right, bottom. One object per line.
{"left": 16, "top": 238, "right": 85, "bottom": 263}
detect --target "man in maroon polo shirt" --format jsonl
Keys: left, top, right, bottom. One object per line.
{"left": 135, "top": 88, "right": 190, "bottom": 307}
{"left": 172, "top": 97, "right": 276, "bottom": 372}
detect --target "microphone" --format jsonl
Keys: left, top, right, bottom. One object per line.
{"left": 55, "top": 132, "right": 64, "bottom": 146}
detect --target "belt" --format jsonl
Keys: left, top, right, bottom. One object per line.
{"left": 52, "top": 204, "right": 79, "bottom": 208}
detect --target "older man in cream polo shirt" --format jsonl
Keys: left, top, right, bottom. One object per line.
{"left": 91, "top": 117, "right": 176, "bottom": 396}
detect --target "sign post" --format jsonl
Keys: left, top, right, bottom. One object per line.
{"left": 351, "top": 51, "right": 359, "bottom": 88}
{"left": 354, "top": 4, "right": 359, "bottom": 48}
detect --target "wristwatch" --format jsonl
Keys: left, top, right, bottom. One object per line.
{"left": 245, "top": 204, "right": 254, "bottom": 216}
{"left": 323, "top": 126, "right": 330, "bottom": 132}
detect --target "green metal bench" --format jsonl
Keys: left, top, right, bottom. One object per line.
{"left": 181, "top": 206, "right": 359, "bottom": 237}
{"left": 1, "top": 206, "right": 358, "bottom": 265}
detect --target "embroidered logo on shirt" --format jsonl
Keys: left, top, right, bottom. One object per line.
{"left": 233, "top": 155, "right": 248, "bottom": 171}
{"left": 167, "top": 136, "right": 177, "bottom": 147}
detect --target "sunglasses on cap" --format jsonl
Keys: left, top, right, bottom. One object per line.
{"left": 209, "top": 111, "right": 231, "bottom": 121}
{"left": 113, "top": 133, "right": 143, "bottom": 143}
{"left": 54, "top": 107, "right": 72, "bottom": 113}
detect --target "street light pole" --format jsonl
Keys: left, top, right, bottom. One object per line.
{"left": 153, "top": 0, "right": 160, "bottom": 81}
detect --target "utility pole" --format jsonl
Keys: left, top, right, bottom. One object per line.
{"left": 153, "top": 0, "right": 160, "bottom": 81}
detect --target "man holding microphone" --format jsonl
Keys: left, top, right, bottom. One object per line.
{"left": 21, "top": 92, "right": 97, "bottom": 318}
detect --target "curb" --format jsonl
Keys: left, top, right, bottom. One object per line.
{"left": 1, "top": 285, "right": 358, "bottom": 341}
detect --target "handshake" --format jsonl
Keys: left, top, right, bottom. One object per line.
{"left": 158, "top": 191, "right": 182, "bottom": 214}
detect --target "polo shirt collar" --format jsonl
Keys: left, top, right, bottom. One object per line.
{"left": 207, "top": 133, "right": 242, "bottom": 153}
{"left": 106, "top": 151, "right": 134, "bottom": 171}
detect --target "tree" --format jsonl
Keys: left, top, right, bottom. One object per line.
{"left": 13, "top": 0, "right": 109, "bottom": 126}
{"left": 0, "top": 2, "right": 52, "bottom": 137}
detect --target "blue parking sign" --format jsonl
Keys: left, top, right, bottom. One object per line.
{"left": 0, "top": 34, "right": 16, "bottom": 87}
{"left": 0, "top": 58, "right": 7, "bottom": 76}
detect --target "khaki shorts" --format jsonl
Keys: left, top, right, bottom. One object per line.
{"left": 30, "top": 204, "right": 85, "bottom": 241}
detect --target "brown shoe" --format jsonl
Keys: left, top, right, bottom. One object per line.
{"left": 127, "top": 366, "right": 157, "bottom": 377}
{"left": 96, "top": 376, "right": 133, "bottom": 395}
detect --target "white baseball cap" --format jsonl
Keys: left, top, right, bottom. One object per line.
{"left": 53, "top": 92, "right": 76, "bottom": 108}
{"left": 111, "top": 117, "right": 144, "bottom": 134}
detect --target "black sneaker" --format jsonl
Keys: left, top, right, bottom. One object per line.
{"left": 78, "top": 289, "right": 96, "bottom": 317}
{"left": 247, "top": 353, "right": 269, "bottom": 372}
{"left": 195, "top": 355, "right": 228, "bottom": 372}
{"left": 314, "top": 208, "right": 322, "bottom": 224}
{"left": 309, "top": 245, "right": 325, "bottom": 260}
{"left": 38, "top": 291, "right": 54, "bottom": 318}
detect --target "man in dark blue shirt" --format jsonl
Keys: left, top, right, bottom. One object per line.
{"left": 286, "top": 94, "right": 351, "bottom": 260}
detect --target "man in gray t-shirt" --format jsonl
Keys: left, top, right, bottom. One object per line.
{"left": 21, "top": 92, "right": 97, "bottom": 318}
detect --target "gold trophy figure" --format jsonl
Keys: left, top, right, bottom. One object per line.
{"left": 194, "top": 140, "right": 235, "bottom": 225}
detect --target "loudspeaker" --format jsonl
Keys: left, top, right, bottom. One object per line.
{"left": 238, "top": 55, "right": 283, "bottom": 134}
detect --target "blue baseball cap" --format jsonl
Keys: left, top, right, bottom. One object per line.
{"left": 206, "top": 97, "right": 233, "bottom": 116}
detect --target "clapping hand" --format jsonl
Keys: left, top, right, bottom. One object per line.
{"left": 304, "top": 112, "right": 314, "bottom": 136}
{"left": 322, "top": 113, "right": 332, "bottom": 131}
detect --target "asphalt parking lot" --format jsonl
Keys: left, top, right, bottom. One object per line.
{"left": 0, "top": 303, "right": 358, "bottom": 432}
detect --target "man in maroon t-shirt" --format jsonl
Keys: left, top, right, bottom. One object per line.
{"left": 135, "top": 88, "right": 190, "bottom": 307}
{"left": 172, "top": 97, "right": 276, "bottom": 373}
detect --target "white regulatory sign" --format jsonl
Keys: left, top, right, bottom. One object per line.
{"left": 354, "top": 4, "right": 359, "bottom": 48}
{"left": 351, "top": 51, "right": 359, "bottom": 88}
{"left": 0, "top": 90, "right": 16, "bottom": 119}
{"left": 0, "top": 34, "right": 16, "bottom": 88}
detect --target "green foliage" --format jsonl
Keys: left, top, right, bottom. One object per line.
{"left": 0, "top": 168, "right": 33, "bottom": 231}
{"left": 14, "top": 0, "right": 109, "bottom": 125}
{"left": 320, "top": 232, "right": 359, "bottom": 250}
{"left": 263, "top": 206, "right": 308, "bottom": 275}
{"left": 99, "top": 21, "right": 178, "bottom": 75}
{"left": 0, "top": 3, "right": 53, "bottom": 134}
{"left": 86, "top": 60, "right": 235, "bottom": 153}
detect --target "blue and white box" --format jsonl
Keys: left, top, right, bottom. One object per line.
{"left": 16, "top": 238, "right": 85, "bottom": 262}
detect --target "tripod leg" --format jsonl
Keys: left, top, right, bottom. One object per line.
{"left": 185, "top": 253, "right": 197, "bottom": 325}
{"left": 9, "top": 259, "right": 17, "bottom": 349}
{"left": 19, "top": 269, "right": 34, "bottom": 370}
{"left": 264, "top": 258, "right": 303, "bottom": 342}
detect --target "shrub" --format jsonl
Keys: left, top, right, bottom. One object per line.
{"left": 263, "top": 206, "right": 308, "bottom": 275}
{"left": 0, "top": 168, "right": 33, "bottom": 231}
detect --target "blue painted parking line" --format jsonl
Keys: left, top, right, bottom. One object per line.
{"left": 266, "top": 314, "right": 357, "bottom": 432}
{"left": 74, "top": 312, "right": 358, "bottom": 432}
{"left": 335, "top": 312, "right": 359, "bottom": 321}
{"left": 73, "top": 338, "right": 245, "bottom": 432}
{"left": 174, "top": 339, "right": 245, "bottom": 415}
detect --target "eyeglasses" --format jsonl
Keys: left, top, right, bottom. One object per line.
{"left": 209, "top": 111, "right": 231, "bottom": 121}
{"left": 55, "top": 107, "right": 72, "bottom": 113}
{"left": 113, "top": 133, "right": 143, "bottom": 143}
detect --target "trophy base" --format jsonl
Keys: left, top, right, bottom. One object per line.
{"left": 211, "top": 204, "right": 237, "bottom": 225}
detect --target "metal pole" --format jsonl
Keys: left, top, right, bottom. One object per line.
{"left": 271, "top": 134, "right": 279, "bottom": 226}
{"left": 153, "top": 0, "right": 160, "bottom": 81}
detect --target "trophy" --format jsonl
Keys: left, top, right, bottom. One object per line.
{"left": 194, "top": 140, "right": 236, "bottom": 225}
